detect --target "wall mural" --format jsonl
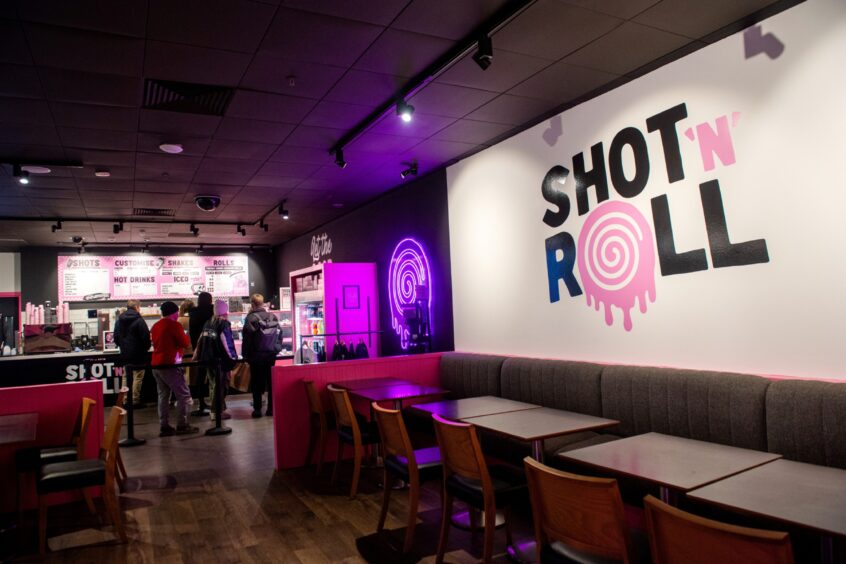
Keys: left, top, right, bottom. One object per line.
{"left": 388, "top": 238, "right": 433, "bottom": 350}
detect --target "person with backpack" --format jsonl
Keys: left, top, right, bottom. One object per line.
{"left": 188, "top": 292, "right": 214, "bottom": 412}
{"left": 242, "top": 294, "right": 281, "bottom": 418}
{"left": 113, "top": 299, "right": 151, "bottom": 408}
{"left": 196, "top": 299, "right": 237, "bottom": 420}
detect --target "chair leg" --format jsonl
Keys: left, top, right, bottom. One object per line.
{"left": 316, "top": 426, "right": 327, "bottom": 477}
{"left": 504, "top": 505, "right": 514, "bottom": 547}
{"left": 403, "top": 477, "right": 420, "bottom": 554}
{"left": 482, "top": 505, "right": 496, "bottom": 564}
{"left": 305, "top": 419, "right": 319, "bottom": 470}
{"left": 103, "top": 483, "right": 127, "bottom": 543}
{"left": 38, "top": 496, "right": 48, "bottom": 556}
{"left": 350, "top": 443, "right": 362, "bottom": 499}
{"left": 116, "top": 450, "right": 128, "bottom": 491}
{"left": 377, "top": 468, "right": 391, "bottom": 532}
{"left": 331, "top": 440, "right": 343, "bottom": 486}
{"left": 82, "top": 488, "right": 97, "bottom": 515}
{"left": 435, "top": 490, "right": 453, "bottom": 564}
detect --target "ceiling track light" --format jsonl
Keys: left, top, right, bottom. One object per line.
{"left": 400, "top": 160, "right": 418, "bottom": 179}
{"left": 236, "top": 223, "right": 246, "bottom": 237}
{"left": 12, "top": 164, "right": 30, "bottom": 185}
{"left": 113, "top": 221, "right": 124, "bottom": 234}
{"left": 77, "top": 242, "right": 87, "bottom": 254}
{"left": 334, "top": 148, "right": 347, "bottom": 169}
{"left": 396, "top": 99, "right": 415, "bottom": 123}
{"left": 278, "top": 201, "right": 290, "bottom": 221}
{"left": 190, "top": 223, "right": 199, "bottom": 236}
{"left": 259, "top": 220, "right": 269, "bottom": 232}
{"left": 473, "top": 34, "right": 493, "bottom": 70}
{"left": 142, "top": 242, "right": 150, "bottom": 254}
{"left": 196, "top": 244, "right": 204, "bottom": 255}
{"left": 51, "top": 220, "right": 62, "bottom": 233}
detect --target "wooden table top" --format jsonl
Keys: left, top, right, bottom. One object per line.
{"left": 350, "top": 384, "right": 448, "bottom": 403}
{"left": 559, "top": 432, "right": 781, "bottom": 492}
{"left": 0, "top": 412, "right": 38, "bottom": 445}
{"left": 465, "top": 407, "right": 618, "bottom": 441}
{"left": 330, "top": 377, "right": 410, "bottom": 390}
{"left": 688, "top": 459, "right": 846, "bottom": 537}
{"left": 410, "top": 396, "right": 540, "bottom": 420}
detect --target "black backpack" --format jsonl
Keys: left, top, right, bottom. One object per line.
{"left": 248, "top": 311, "right": 281, "bottom": 361}
{"left": 197, "top": 319, "right": 236, "bottom": 371}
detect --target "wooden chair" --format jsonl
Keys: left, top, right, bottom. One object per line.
{"left": 303, "top": 380, "right": 335, "bottom": 476}
{"left": 327, "top": 384, "right": 380, "bottom": 498}
{"left": 16, "top": 397, "right": 97, "bottom": 520}
{"left": 37, "top": 406, "right": 128, "bottom": 555}
{"left": 432, "top": 414, "right": 525, "bottom": 564}
{"left": 114, "top": 387, "right": 130, "bottom": 491}
{"left": 524, "top": 456, "right": 642, "bottom": 563}
{"left": 372, "top": 402, "right": 442, "bottom": 553}
{"left": 644, "top": 495, "right": 794, "bottom": 564}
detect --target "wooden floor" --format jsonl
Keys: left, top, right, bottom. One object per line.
{"left": 5, "top": 395, "right": 533, "bottom": 563}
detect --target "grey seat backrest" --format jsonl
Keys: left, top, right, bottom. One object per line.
{"left": 766, "top": 379, "right": 846, "bottom": 469}
{"left": 439, "top": 352, "right": 507, "bottom": 398}
{"left": 500, "top": 357, "right": 603, "bottom": 416}
{"left": 601, "top": 365, "right": 770, "bottom": 450}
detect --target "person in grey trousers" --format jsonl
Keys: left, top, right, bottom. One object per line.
{"left": 150, "top": 301, "right": 198, "bottom": 436}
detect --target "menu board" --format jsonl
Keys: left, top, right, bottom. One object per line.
{"left": 58, "top": 255, "right": 250, "bottom": 302}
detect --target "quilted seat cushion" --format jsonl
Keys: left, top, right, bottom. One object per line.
{"left": 500, "top": 357, "right": 604, "bottom": 416}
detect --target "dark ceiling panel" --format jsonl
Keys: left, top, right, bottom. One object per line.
{"left": 634, "top": 0, "right": 777, "bottom": 39}
{"left": 407, "top": 83, "right": 499, "bottom": 119}
{"left": 369, "top": 112, "right": 456, "bottom": 138}
{"left": 258, "top": 161, "right": 321, "bottom": 178}
{"left": 492, "top": 0, "right": 622, "bottom": 61}
{"left": 40, "top": 68, "right": 141, "bottom": 106}
{"left": 15, "top": 0, "right": 148, "bottom": 38}
{"left": 50, "top": 102, "right": 138, "bottom": 131}
{"left": 72, "top": 165, "right": 134, "bottom": 180}
{"left": 564, "top": 21, "right": 691, "bottom": 75}
{"left": 346, "top": 131, "right": 422, "bottom": 154}
{"left": 269, "top": 146, "right": 333, "bottom": 165}
{"left": 324, "top": 69, "right": 405, "bottom": 105}
{"left": 58, "top": 127, "right": 137, "bottom": 151}
{"left": 463, "top": 93, "right": 556, "bottom": 125}
{"left": 282, "top": 125, "right": 347, "bottom": 149}
{"left": 354, "top": 29, "right": 455, "bottom": 78}
{"left": 227, "top": 90, "right": 318, "bottom": 123}
{"left": 246, "top": 175, "right": 304, "bottom": 189}
{"left": 0, "top": 124, "right": 60, "bottom": 146}
{"left": 392, "top": 0, "right": 511, "bottom": 40}
{"left": 277, "top": 0, "right": 408, "bottom": 26}
{"left": 431, "top": 119, "right": 514, "bottom": 145}
{"left": 144, "top": 41, "right": 253, "bottom": 87}
{"left": 260, "top": 8, "right": 384, "bottom": 66}
{"left": 436, "top": 48, "right": 550, "bottom": 93}
{"left": 148, "top": 0, "right": 275, "bottom": 53}
{"left": 240, "top": 55, "right": 347, "bottom": 99}
{"left": 0, "top": 98, "right": 53, "bottom": 125}
{"left": 401, "top": 137, "right": 478, "bottom": 163}
{"left": 508, "top": 60, "right": 621, "bottom": 102}
{"left": 135, "top": 152, "right": 203, "bottom": 173}
{"left": 301, "top": 100, "right": 376, "bottom": 130}
{"left": 205, "top": 139, "right": 278, "bottom": 161}
{"left": 24, "top": 24, "right": 145, "bottom": 76}
{"left": 0, "top": 18, "right": 32, "bottom": 65}
{"left": 559, "top": 0, "right": 663, "bottom": 19}
{"left": 215, "top": 118, "right": 295, "bottom": 144}
{"left": 134, "top": 180, "right": 189, "bottom": 193}
{"left": 139, "top": 110, "right": 221, "bottom": 137}
{"left": 196, "top": 157, "right": 263, "bottom": 176}
{"left": 0, "top": 63, "right": 44, "bottom": 99}
{"left": 62, "top": 149, "right": 136, "bottom": 167}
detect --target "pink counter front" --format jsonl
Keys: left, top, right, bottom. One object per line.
{"left": 271, "top": 353, "right": 443, "bottom": 470}
{"left": 0, "top": 380, "right": 104, "bottom": 512}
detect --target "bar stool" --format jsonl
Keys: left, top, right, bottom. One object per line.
{"left": 327, "top": 384, "right": 380, "bottom": 498}
{"left": 372, "top": 402, "right": 442, "bottom": 553}
{"left": 644, "top": 495, "right": 794, "bottom": 564}
{"left": 303, "top": 380, "right": 335, "bottom": 476}
{"left": 37, "top": 406, "right": 127, "bottom": 555}
{"left": 432, "top": 414, "right": 525, "bottom": 564}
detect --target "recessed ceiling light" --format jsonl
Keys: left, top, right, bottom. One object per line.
{"left": 158, "top": 143, "right": 184, "bottom": 154}
{"left": 94, "top": 169, "right": 111, "bottom": 177}
{"left": 397, "top": 99, "right": 414, "bottom": 123}
{"left": 22, "top": 165, "right": 51, "bottom": 174}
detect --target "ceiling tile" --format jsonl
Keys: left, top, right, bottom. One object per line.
{"left": 345, "top": 132, "right": 422, "bottom": 154}
{"left": 0, "top": 124, "right": 60, "bottom": 146}
{"left": 139, "top": 110, "right": 221, "bottom": 137}
{"left": 301, "top": 100, "right": 375, "bottom": 130}
{"left": 24, "top": 24, "right": 145, "bottom": 76}
{"left": 258, "top": 161, "right": 321, "bottom": 178}
{"left": 401, "top": 137, "right": 479, "bottom": 163}
{"left": 268, "top": 146, "right": 333, "bottom": 165}
{"left": 260, "top": 8, "right": 383, "bottom": 66}
{"left": 282, "top": 125, "right": 346, "bottom": 149}
{"left": 369, "top": 112, "right": 455, "bottom": 138}
{"left": 0, "top": 98, "right": 53, "bottom": 125}
{"left": 231, "top": 186, "right": 290, "bottom": 204}
{"left": 215, "top": 118, "right": 295, "bottom": 144}
{"left": 197, "top": 158, "right": 262, "bottom": 176}
{"left": 324, "top": 69, "right": 405, "bottom": 105}
{"left": 134, "top": 180, "right": 189, "bottom": 193}
{"left": 558, "top": 0, "right": 663, "bottom": 19}
{"left": 564, "top": 21, "right": 691, "bottom": 75}
{"left": 205, "top": 139, "right": 278, "bottom": 161}
{"left": 0, "top": 18, "right": 31, "bottom": 65}
{"left": 148, "top": 0, "right": 275, "bottom": 53}
{"left": 75, "top": 178, "right": 133, "bottom": 190}
{"left": 50, "top": 102, "right": 139, "bottom": 131}
{"left": 407, "top": 83, "right": 499, "bottom": 119}
{"left": 134, "top": 152, "right": 203, "bottom": 172}
{"left": 135, "top": 167, "right": 196, "bottom": 183}
{"left": 133, "top": 192, "right": 185, "bottom": 207}
{"left": 58, "top": 127, "right": 137, "bottom": 151}
{"left": 247, "top": 175, "right": 304, "bottom": 189}
{"left": 354, "top": 29, "right": 455, "bottom": 78}
{"left": 431, "top": 118, "right": 514, "bottom": 145}
{"left": 16, "top": 0, "right": 148, "bottom": 37}
{"left": 278, "top": 0, "right": 407, "bottom": 26}
{"left": 23, "top": 177, "right": 77, "bottom": 190}
{"left": 463, "top": 93, "right": 554, "bottom": 125}
{"left": 493, "top": 0, "right": 622, "bottom": 61}
{"left": 634, "top": 0, "right": 776, "bottom": 39}
{"left": 227, "top": 90, "right": 318, "bottom": 123}
{"left": 144, "top": 41, "right": 252, "bottom": 86}
{"left": 392, "top": 0, "right": 511, "bottom": 41}
{"left": 240, "top": 55, "right": 347, "bottom": 99}
{"left": 40, "top": 68, "right": 141, "bottom": 107}
{"left": 508, "top": 60, "right": 621, "bottom": 102}
{"left": 80, "top": 190, "right": 133, "bottom": 202}
{"left": 0, "top": 143, "right": 65, "bottom": 162}
{"left": 72, "top": 165, "right": 134, "bottom": 180}
{"left": 436, "top": 49, "right": 550, "bottom": 93}
{"left": 193, "top": 170, "right": 254, "bottom": 186}
{"left": 62, "top": 149, "right": 136, "bottom": 167}
{"left": 0, "top": 63, "right": 44, "bottom": 99}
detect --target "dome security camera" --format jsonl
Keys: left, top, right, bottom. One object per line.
{"left": 194, "top": 195, "right": 221, "bottom": 212}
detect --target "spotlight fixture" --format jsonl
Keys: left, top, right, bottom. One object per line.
{"left": 396, "top": 99, "right": 415, "bottom": 123}
{"left": 237, "top": 224, "right": 246, "bottom": 237}
{"left": 94, "top": 169, "right": 111, "bottom": 178}
{"left": 142, "top": 242, "right": 150, "bottom": 254}
{"left": 77, "top": 242, "right": 87, "bottom": 254}
{"left": 248, "top": 245, "right": 255, "bottom": 254}
{"left": 12, "top": 164, "right": 29, "bottom": 185}
{"left": 259, "top": 220, "right": 269, "bottom": 232}
{"left": 400, "top": 161, "right": 418, "bottom": 179}
{"left": 113, "top": 221, "right": 124, "bottom": 234}
{"left": 158, "top": 143, "right": 184, "bottom": 154}
{"left": 196, "top": 244, "right": 204, "bottom": 255}
{"left": 278, "top": 201, "right": 290, "bottom": 221}
{"left": 190, "top": 223, "right": 199, "bottom": 236}
{"left": 334, "top": 148, "right": 347, "bottom": 169}
{"left": 473, "top": 34, "right": 493, "bottom": 70}
{"left": 51, "top": 220, "right": 62, "bottom": 233}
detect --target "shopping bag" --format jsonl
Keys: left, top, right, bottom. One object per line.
{"left": 230, "top": 362, "right": 251, "bottom": 392}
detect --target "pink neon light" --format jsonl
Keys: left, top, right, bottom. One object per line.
{"left": 388, "top": 238, "right": 432, "bottom": 349}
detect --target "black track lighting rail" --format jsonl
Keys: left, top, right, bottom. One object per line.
{"left": 327, "top": 0, "right": 536, "bottom": 158}
{"left": 0, "top": 216, "right": 258, "bottom": 228}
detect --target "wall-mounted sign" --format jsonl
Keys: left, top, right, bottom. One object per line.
{"left": 310, "top": 233, "right": 333, "bottom": 264}
{"left": 58, "top": 255, "right": 249, "bottom": 302}
{"left": 388, "top": 238, "right": 433, "bottom": 350}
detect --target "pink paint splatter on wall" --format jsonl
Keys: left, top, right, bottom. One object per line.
{"left": 577, "top": 201, "right": 657, "bottom": 331}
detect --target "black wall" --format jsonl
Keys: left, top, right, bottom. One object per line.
{"left": 276, "top": 169, "right": 454, "bottom": 357}
{"left": 20, "top": 246, "right": 277, "bottom": 309}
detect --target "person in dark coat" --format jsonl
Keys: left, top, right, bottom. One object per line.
{"left": 113, "top": 299, "right": 151, "bottom": 407}
{"left": 188, "top": 291, "right": 214, "bottom": 412}
{"left": 242, "top": 293, "right": 280, "bottom": 418}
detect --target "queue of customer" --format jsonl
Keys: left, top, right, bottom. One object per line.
{"left": 113, "top": 293, "right": 281, "bottom": 437}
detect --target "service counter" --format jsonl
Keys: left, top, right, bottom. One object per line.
{"left": 0, "top": 350, "right": 122, "bottom": 399}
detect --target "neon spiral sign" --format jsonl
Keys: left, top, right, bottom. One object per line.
{"left": 388, "top": 238, "right": 433, "bottom": 349}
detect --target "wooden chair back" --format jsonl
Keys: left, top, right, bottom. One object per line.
{"left": 115, "top": 386, "right": 129, "bottom": 408}
{"left": 524, "top": 457, "right": 634, "bottom": 563}
{"left": 327, "top": 385, "right": 357, "bottom": 430}
{"left": 372, "top": 402, "right": 416, "bottom": 467}
{"left": 303, "top": 380, "right": 324, "bottom": 416}
{"left": 100, "top": 407, "right": 126, "bottom": 480}
{"left": 73, "top": 397, "right": 97, "bottom": 458}
{"left": 644, "top": 495, "right": 794, "bottom": 564}
{"left": 432, "top": 413, "right": 489, "bottom": 486}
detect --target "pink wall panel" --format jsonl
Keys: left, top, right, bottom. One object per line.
{"left": 271, "top": 353, "right": 443, "bottom": 470}
{"left": 0, "top": 380, "right": 104, "bottom": 512}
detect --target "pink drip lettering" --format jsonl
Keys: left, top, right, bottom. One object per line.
{"left": 577, "top": 201, "right": 656, "bottom": 331}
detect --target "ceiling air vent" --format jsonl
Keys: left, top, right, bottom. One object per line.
{"left": 143, "top": 79, "right": 234, "bottom": 116}
{"left": 133, "top": 208, "right": 175, "bottom": 217}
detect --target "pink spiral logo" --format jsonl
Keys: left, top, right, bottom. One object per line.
{"left": 577, "top": 201, "right": 656, "bottom": 331}
{"left": 388, "top": 238, "right": 432, "bottom": 349}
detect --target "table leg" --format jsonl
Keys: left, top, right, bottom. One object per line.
{"left": 822, "top": 535, "right": 834, "bottom": 564}
{"left": 507, "top": 440, "right": 544, "bottom": 563}
{"left": 659, "top": 486, "right": 672, "bottom": 505}
{"left": 452, "top": 508, "right": 505, "bottom": 530}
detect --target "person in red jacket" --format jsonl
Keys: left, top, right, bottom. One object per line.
{"left": 151, "top": 301, "right": 198, "bottom": 436}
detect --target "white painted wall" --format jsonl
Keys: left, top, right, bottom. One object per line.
{"left": 447, "top": 0, "right": 846, "bottom": 379}
{"left": 0, "top": 253, "right": 21, "bottom": 293}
